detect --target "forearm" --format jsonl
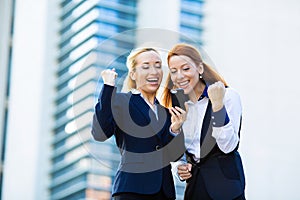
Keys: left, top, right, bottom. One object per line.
{"left": 91, "top": 84, "right": 116, "bottom": 141}
{"left": 211, "top": 89, "right": 242, "bottom": 153}
{"left": 212, "top": 123, "right": 240, "bottom": 153}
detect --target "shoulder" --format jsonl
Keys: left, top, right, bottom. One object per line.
{"left": 113, "top": 91, "right": 132, "bottom": 102}
{"left": 224, "top": 87, "right": 242, "bottom": 110}
{"left": 106, "top": 88, "right": 131, "bottom": 106}
{"left": 224, "top": 87, "right": 241, "bottom": 101}
{"left": 117, "top": 91, "right": 131, "bottom": 98}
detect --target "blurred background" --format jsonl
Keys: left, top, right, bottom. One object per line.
{"left": 1, "top": 0, "right": 300, "bottom": 199}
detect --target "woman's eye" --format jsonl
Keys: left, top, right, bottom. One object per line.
{"left": 183, "top": 67, "right": 190, "bottom": 71}
{"left": 170, "top": 70, "right": 177, "bottom": 74}
{"left": 142, "top": 65, "right": 149, "bottom": 69}
{"left": 155, "top": 64, "right": 162, "bottom": 68}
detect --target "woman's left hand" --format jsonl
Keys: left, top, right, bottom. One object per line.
{"left": 207, "top": 81, "right": 226, "bottom": 112}
{"left": 169, "top": 103, "right": 188, "bottom": 134}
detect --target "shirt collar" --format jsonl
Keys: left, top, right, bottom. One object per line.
{"left": 131, "top": 89, "right": 159, "bottom": 105}
{"left": 198, "top": 85, "right": 209, "bottom": 101}
{"left": 140, "top": 93, "right": 159, "bottom": 105}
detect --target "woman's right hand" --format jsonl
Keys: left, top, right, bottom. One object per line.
{"left": 169, "top": 103, "right": 188, "bottom": 134}
{"left": 177, "top": 163, "right": 192, "bottom": 180}
{"left": 101, "top": 68, "right": 118, "bottom": 86}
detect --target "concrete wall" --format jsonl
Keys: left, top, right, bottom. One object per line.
{"left": 0, "top": 0, "right": 13, "bottom": 180}
{"left": 1, "top": 0, "right": 59, "bottom": 199}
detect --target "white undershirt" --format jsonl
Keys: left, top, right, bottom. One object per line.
{"left": 140, "top": 93, "right": 158, "bottom": 120}
{"left": 172, "top": 88, "right": 243, "bottom": 176}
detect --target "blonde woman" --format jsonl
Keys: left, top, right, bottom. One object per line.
{"left": 92, "top": 47, "right": 186, "bottom": 200}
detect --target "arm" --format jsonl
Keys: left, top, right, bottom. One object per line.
{"left": 91, "top": 84, "right": 117, "bottom": 141}
{"left": 163, "top": 105, "right": 187, "bottom": 161}
{"left": 211, "top": 88, "right": 242, "bottom": 153}
{"left": 91, "top": 69, "right": 118, "bottom": 141}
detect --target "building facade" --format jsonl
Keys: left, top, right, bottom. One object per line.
{"left": 51, "top": 0, "right": 137, "bottom": 199}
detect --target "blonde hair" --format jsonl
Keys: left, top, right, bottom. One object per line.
{"left": 122, "top": 47, "right": 160, "bottom": 92}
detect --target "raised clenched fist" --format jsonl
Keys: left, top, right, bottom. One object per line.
{"left": 101, "top": 68, "right": 118, "bottom": 86}
{"left": 207, "top": 81, "right": 226, "bottom": 112}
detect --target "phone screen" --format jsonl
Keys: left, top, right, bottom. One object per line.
{"left": 170, "top": 88, "right": 189, "bottom": 111}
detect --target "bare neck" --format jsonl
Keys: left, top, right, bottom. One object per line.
{"left": 189, "top": 81, "right": 206, "bottom": 103}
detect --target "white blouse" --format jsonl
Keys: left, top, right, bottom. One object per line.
{"left": 172, "top": 87, "right": 243, "bottom": 177}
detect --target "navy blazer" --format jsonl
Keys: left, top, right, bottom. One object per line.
{"left": 185, "top": 100, "right": 245, "bottom": 200}
{"left": 91, "top": 84, "right": 184, "bottom": 198}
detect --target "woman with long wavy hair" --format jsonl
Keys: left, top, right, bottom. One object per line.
{"left": 162, "top": 43, "right": 246, "bottom": 200}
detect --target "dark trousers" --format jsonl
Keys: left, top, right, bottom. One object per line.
{"left": 113, "top": 189, "right": 174, "bottom": 200}
{"left": 184, "top": 167, "right": 246, "bottom": 200}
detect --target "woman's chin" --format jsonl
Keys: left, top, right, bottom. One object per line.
{"left": 142, "top": 85, "right": 159, "bottom": 94}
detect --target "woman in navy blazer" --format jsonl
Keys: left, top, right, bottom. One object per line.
{"left": 162, "top": 44, "right": 246, "bottom": 200}
{"left": 91, "top": 47, "right": 186, "bottom": 200}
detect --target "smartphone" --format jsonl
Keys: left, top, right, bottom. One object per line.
{"left": 170, "top": 88, "right": 189, "bottom": 111}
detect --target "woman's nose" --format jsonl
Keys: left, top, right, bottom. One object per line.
{"left": 150, "top": 66, "right": 159, "bottom": 74}
{"left": 176, "top": 70, "right": 184, "bottom": 79}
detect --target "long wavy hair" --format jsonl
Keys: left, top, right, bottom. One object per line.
{"left": 161, "top": 43, "right": 228, "bottom": 108}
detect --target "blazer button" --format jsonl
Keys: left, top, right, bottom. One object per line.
{"left": 155, "top": 145, "right": 160, "bottom": 151}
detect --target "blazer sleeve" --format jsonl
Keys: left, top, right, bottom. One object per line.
{"left": 91, "top": 84, "right": 117, "bottom": 141}
{"left": 162, "top": 111, "right": 186, "bottom": 162}
{"left": 211, "top": 88, "right": 242, "bottom": 153}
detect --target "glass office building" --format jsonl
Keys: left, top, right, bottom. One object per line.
{"left": 180, "top": 0, "right": 204, "bottom": 45}
{"left": 50, "top": 0, "right": 137, "bottom": 199}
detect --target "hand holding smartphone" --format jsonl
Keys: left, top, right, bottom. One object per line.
{"left": 170, "top": 88, "right": 189, "bottom": 111}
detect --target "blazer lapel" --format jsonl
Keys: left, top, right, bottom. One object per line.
{"left": 200, "top": 100, "right": 217, "bottom": 158}
{"left": 130, "top": 94, "right": 166, "bottom": 136}
{"left": 130, "top": 93, "right": 153, "bottom": 121}
{"left": 156, "top": 104, "right": 168, "bottom": 134}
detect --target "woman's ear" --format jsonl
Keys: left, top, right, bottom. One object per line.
{"left": 197, "top": 63, "right": 204, "bottom": 74}
{"left": 130, "top": 71, "right": 136, "bottom": 81}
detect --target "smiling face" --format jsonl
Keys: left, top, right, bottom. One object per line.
{"left": 130, "top": 50, "right": 163, "bottom": 96}
{"left": 168, "top": 55, "right": 203, "bottom": 95}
